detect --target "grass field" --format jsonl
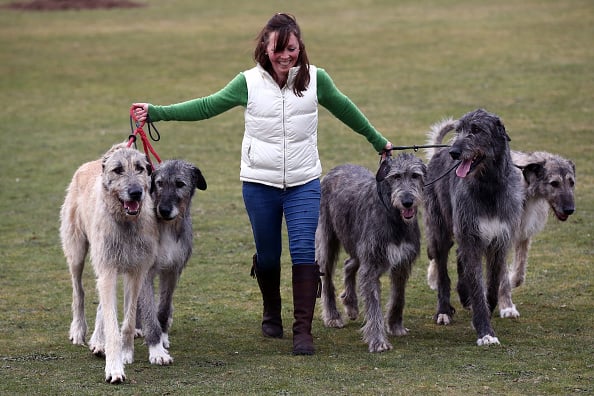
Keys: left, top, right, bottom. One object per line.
{"left": 0, "top": 0, "right": 592, "bottom": 394}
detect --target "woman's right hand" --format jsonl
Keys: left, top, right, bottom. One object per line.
{"left": 132, "top": 103, "right": 149, "bottom": 123}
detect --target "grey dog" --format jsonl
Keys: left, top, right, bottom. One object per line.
{"left": 496, "top": 150, "right": 576, "bottom": 317}
{"left": 423, "top": 109, "right": 523, "bottom": 346}
{"left": 60, "top": 143, "right": 157, "bottom": 383}
{"left": 136, "top": 159, "right": 207, "bottom": 364}
{"left": 317, "top": 153, "right": 426, "bottom": 352}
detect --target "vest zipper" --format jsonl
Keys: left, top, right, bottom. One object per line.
{"left": 281, "top": 90, "right": 287, "bottom": 190}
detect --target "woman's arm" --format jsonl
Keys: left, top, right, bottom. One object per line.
{"left": 147, "top": 73, "right": 248, "bottom": 122}
{"left": 316, "top": 68, "right": 389, "bottom": 152}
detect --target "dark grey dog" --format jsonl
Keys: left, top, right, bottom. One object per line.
{"left": 317, "top": 153, "right": 426, "bottom": 352}
{"left": 423, "top": 109, "right": 523, "bottom": 346}
{"left": 136, "top": 159, "right": 207, "bottom": 364}
{"left": 497, "top": 150, "right": 576, "bottom": 317}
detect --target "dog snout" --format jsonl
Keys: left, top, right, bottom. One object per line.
{"left": 158, "top": 204, "right": 174, "bottom": 219}
{"left": 449, "top": 147, "right": 461, "bottom": 160}
{"left": 401, "top": 193, "right": 415, "bottom": 208}
{"left": 128, "top": 186, "right": 143, "bottom": 201}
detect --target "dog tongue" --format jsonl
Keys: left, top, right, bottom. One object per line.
{"left": 124, "top": 200, "right": 140, "bottom": 213}
{"left": 401, "top": 208, "right": 415, "bottom": 219}
{"left": 456, "top": 160, "right": 472, "bottom": 178}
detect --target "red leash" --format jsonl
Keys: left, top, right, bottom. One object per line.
{"left": 128, "top": 106, "right": 162, "bottom": 167}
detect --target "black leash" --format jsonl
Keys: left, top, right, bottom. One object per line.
{"left": 376, "top": 143, "right": 459, "bottom": 193}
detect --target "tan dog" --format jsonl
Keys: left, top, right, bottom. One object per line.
{"left": 60, "top": 143, "right": 157, "bottom": 384}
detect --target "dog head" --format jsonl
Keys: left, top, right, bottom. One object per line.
{"left": 151, "top": 159, "right": 207, "bottom": 221}
{"left": 514, "top": 151, "right": 576, "bottom": 221}
{"left": 449, "top": 108, "right": 511, "bottom": 178}
{"left": 376, "top": 153, "right": 426, "bottom": 222}
{"left": 101, "top": 144, "right": 153, "bottom": 217}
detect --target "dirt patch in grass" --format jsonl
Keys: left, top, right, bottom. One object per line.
{"left": 3, "top": 0, "right": 145, "bottom": 11}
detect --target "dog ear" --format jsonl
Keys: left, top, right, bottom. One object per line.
{"left": 522, "top": 161, "right": 545, "bottom": 184}
{"left": 497, "top": 119, "right": 512, "bottom": 142}
{"left": 192, "top": 166, "right": 207, "bottom": 191}
{"left": 145, "top": 156, "right": 153, "bottom": 176}
{"left": 376, "top": 157, "right": 392, "bottom": 182}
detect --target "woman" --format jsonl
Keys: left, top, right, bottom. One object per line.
{"left": 132, "top": 12, "right": 392, "bottom": 355}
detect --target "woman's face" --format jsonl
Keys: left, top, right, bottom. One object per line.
{"left": 266, "top": 31, "right": 300, "bottom": 80}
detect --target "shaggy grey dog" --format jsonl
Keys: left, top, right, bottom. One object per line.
{"left": 60, "top": 143, "right": 157, "bottom": 383}
{"left": 136, "top": 159, "right": 207, "bottom": 365}
{"left": 317, "top": 153, "right": 426, "bottom": 352}
{"left": 496, "top": 150, "right": 576, "bottom": 317}
{"left": 423, "top": 109, "right": 523, "bottom": 346}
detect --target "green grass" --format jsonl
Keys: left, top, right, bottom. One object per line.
{"left": 1, "top": 0, "right": 593, "bottom": 394}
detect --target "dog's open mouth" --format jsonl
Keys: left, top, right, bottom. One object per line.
{"left": 401, "top": 207, "right": 416, "bottom": 220}
{"left": 122, "top": 200, "right": 142, "bottom": 216}
{"left": 552, "top": 208, "right": 569, "bottom": 221}
{"left": 456, "top": 155, "right": 483, "bottom": 178}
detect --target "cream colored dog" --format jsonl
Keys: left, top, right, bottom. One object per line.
{"left": 60, "top": 143, "right": 158, "bottom": 383}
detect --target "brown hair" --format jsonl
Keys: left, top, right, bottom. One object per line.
{"left": 254, "top": 13, "right": 310, "bottom": 97}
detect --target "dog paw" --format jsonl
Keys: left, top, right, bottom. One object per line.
{"left": 344, "top": 305, "right": 359, "bottom": 321}
{"left": 149, "top": 343, "right": 173, "bottom": 365}
{"left": 499, "top": 305, "right": 520, "bottom": 318}
{"left": 105, "top": 361, "right": 126, "bottom": 384}
{"left": 436, "top": 313, "right": 452, "bottom": 325}
{"left": 89, "top": 343, "right": 105, "bottom": 358}
{"left": 69, "top": 321, "right": 87, "bottom": 345}
{"left": 105, "top": 371, "right": 126, "bottom": 384}
{"left": 368, "top": 339, "right": 393, "bottom": 353}
{"left": 134, "top": 328, "right": 144, "bottom": 338}
{"left": 323, "top": 317, "right": 344, "bottom": 328}
{"left": 122, "top": 348, "right": 134, "bottom": 364}
{"left": 387, "top": 325, "right": 409, "bottom": 337}
{"left": 476, "top": 335, "right": 500, "bottom": 346}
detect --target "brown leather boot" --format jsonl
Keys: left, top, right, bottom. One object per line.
{"left": 292, "top": 263, "right": 322, "bottom": 355}
{"left": 251, "top": 254, "right": 283, "bottom": 338}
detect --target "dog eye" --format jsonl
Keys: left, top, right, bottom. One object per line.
{"left": 113, "top": 166, "right": 124, "bottom": 175}
{"left": 175, "top": 181, "right": 186, "bottom": 188}
{"left": 568, "top": 179, "right": 575, "bottom": 188}
{"left": 156, "top": 180, "right": 163, "bottom": 188}
{"left": 550, "top": 180, "right": 561, "bottom": 188}
{"left": 470, "top": 125, "right": 481, "bottom": 135}
{"left": 392, "top": 174, "right": 402, "bottom": 180}
{"left": 411, "top": 173, "right": 420, "bottom": 179}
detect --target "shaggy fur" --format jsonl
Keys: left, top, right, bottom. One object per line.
{"left": 496, "top": 150, "right": 576, "bottom": 317}
{"left": 60, "top": 143, "right": 157, "bottom": 383}
{"left": 317, "top": 153, "right": 426, "bottom": 352}
{"left": 136, "top": 159, "right": 207, "bottom": 365}
{"left": 423, "top": 109, "right": 523, "bottom": 346}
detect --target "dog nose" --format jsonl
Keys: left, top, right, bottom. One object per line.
{"left": 158, "top": 205, "right": 173, "bottom": 219}
{"left": 128, "top": 187, "right": 143, "bottom": 201}
{"left": 449, "top": 148, "right": 461, "bottom": 160}
{"left": 563, "top": 207, "right": 575, "bottom": 215}
{"left": 402, "top": 194, "right": 414, "bottom": 208}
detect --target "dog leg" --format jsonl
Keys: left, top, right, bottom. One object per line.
{"left": 89, "top": 304, "right": 105, "bottom": 357}
{"left": 385, "top": 267, "right": 409, "bottom": 337}
{"left": 68, "top": 255, "right": 88, "bottom": 345}
{"left": 359, "top": 267, "right": 392, "bottom": 353}
{"left": 509, "top": 238, "right": 530, "bottom": 288}
{"left": 461, "top": 249, "right": 500, "bottom": 346}
{"left": 138, "top": 270, "right": 173, "bottom": 365}
{"left": 122, "top": 272, "right": 146, "bottom": 365}
{"left": 488, "top": 246, "right": 520, "bottom": 319}
{"left": 157, "top": 270, "right": 179, "bottom": 349}
{"left": 340, "top": 257, "right": 359, "bottom": 321}
{"left": 320, "top": 258, "right": 343, "bottom": 328}
{"left": 434, "top": 254, "right": 455, "bottom": 325}
{"left": 97, "top": 271, "right": 126, "bottom": 384}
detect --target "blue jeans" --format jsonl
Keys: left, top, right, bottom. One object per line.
{"left": 242, "top": 179, "right": 321, "bottom": 271}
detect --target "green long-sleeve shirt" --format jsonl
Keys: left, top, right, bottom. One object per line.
{"left": 148, "top": 67, "right": 388, "bottom": 152}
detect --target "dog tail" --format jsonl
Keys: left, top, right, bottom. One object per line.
{"left": 424, "top": 117, "right": 457, "bottom": 161}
